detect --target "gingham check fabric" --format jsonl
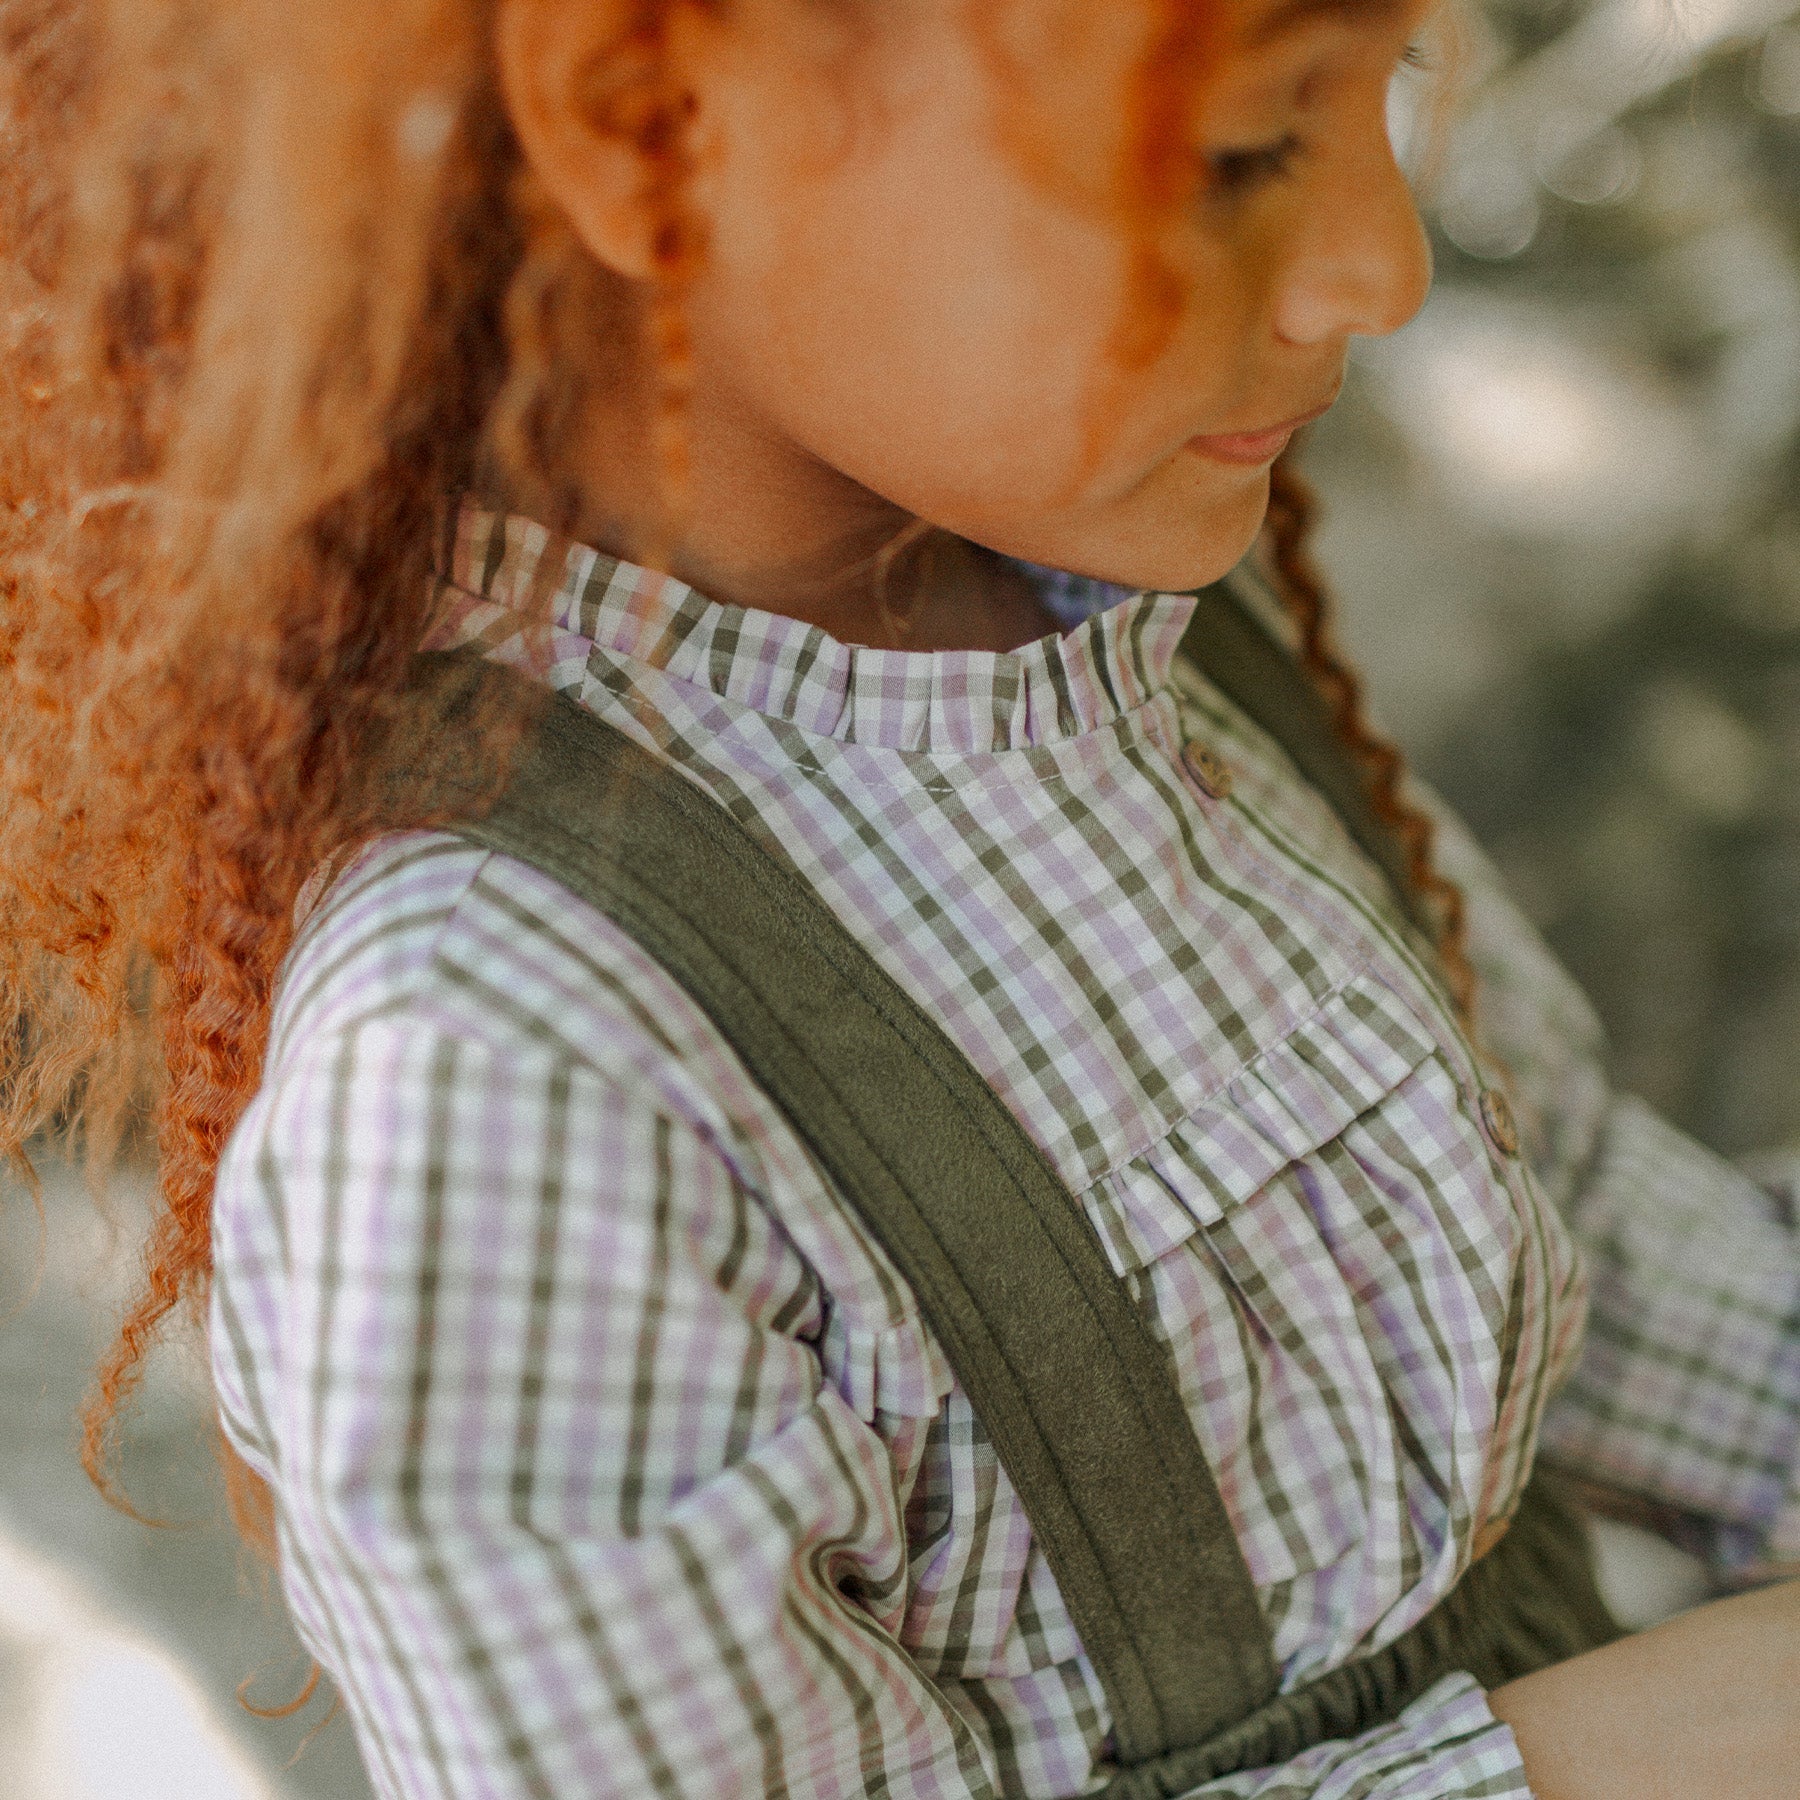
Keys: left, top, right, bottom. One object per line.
{"left": 209, "top": 506, "right": 1800, "bottom": 1800}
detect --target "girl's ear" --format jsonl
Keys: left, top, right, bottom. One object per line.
{"left": 496, "top": 0, "right": 709, "bottom": 282}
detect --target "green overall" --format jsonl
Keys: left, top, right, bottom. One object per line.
{"left": 419, "top": 579, "right": 1619, "bottom": 1795}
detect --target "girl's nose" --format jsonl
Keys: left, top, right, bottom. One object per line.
{"left": 1273, "top": 133, "right": 1432, "bottom": 347}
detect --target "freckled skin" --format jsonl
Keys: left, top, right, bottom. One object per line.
{"left": 499, "top": 0, "right": 1432, "bottom": 647}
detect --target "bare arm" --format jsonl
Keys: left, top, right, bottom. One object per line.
{"left": 1490, "top": 1578, "right": 1800, "bottom": 1799}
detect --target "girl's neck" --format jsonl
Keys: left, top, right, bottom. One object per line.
{"left": 536, "top": 320, "right": 1062, "bottom": 655}
{"left": 668, "top": 526, "right": 1061, "bottom": 654}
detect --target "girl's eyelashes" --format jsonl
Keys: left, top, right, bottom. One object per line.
{"left": 1200, "top": 35, "right": 1430, "bottom": 207}
{"left": 1206, "top": 133, "right": 1304, "bottom": 199}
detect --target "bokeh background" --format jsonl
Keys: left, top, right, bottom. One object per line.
{"left": 1322, "top": 0, "right": 1800, "bottom": 1157}
{"left": 4, "top": 1, "right": 1799, "bottom": 1793}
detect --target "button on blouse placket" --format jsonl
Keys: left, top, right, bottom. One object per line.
{"left": 1181, "top": 739, "right": 1235, "bottom": 802}
{"left": 1479, "top": 1086, "right": 1521, "bottom": 1161}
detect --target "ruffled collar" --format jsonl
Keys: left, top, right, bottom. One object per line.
{"left": 428, "top": 502, "right": 1200, "bottom": 754}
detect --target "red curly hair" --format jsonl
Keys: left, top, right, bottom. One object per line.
{"left": 0, "top": 0, "right": 1469, "bottom": 1549}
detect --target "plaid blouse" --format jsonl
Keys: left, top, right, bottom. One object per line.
{"left": 210, "top": 506, "right": 1800, "bottom": 1800}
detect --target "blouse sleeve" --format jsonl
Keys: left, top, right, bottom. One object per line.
{"left": 1536, "top": 1093, "right": 1800, "bottom": 1573}
{"left": 210, "top": 1003, "right": 1548, "bottom": 1800}
{"left": 1431, "top": 803, "right": 1800, "bottom": 1575}
{"left": 1175, "top": 1677, "right": 1530, "bottom": 1798}
{"left": 207, "top": 800, "right": 1601, "bottom": 1800}
{"left": 209, "top": 1005, "right": 1001, "bottom": 1800}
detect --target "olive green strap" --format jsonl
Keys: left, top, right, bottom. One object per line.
{"left": 1182, "top": 579, "right": 1434, "bottom": 940}
{"left": 414, "top": 569, "right": 1451, "bottom": 1772}
{"left": 424, "top": 657, "right": 1279, "bottom": 1763}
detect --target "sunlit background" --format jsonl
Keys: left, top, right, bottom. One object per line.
{"left": 5, "top": 1, "right": 1800, "bottom": 1793}
{"left": 0, "top": 1167, "right": 371, "bottom": 1800}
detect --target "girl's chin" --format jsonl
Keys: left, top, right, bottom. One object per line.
{"left": 1087, "top": 479, "right": 1273, "bottom": 595}
{"left": 952, "top": 464, "right": 1272, "bottom": 597}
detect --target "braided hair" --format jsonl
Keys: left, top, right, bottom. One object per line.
{"left": 1264, "top": 455, "right": 1476, "bottom": 1019}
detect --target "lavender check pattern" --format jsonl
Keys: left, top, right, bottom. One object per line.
{"left": 209, "top": 506, "right": 1800, "bottom": 1800}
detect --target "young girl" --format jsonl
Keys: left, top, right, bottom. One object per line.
{"left": 4, "top": 0, "right": 1799, "bottom": 1796}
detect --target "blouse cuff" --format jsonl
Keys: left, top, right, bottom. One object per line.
{"left": 1184, "top": 1673, "right": 1531, "bottom": 1798}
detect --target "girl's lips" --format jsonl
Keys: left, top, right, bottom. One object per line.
{"left": 1188, "top": 401, "right": 1336, "bottom": 467}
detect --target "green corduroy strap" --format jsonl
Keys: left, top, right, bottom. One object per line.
{"left": 413, "top": 572, "right": 1615, "bottom": 1786}
{"left": 421, "top": 649, "right": 1278, "bottom": 1763}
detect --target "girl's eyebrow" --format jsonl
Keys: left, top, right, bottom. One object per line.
{"left": 1248, "top": 0, "right": 1407, "bottom": 43}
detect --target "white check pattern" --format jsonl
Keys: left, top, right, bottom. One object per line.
{"left": 209, "top": 505, "right": 1800, "bottom": 1800}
